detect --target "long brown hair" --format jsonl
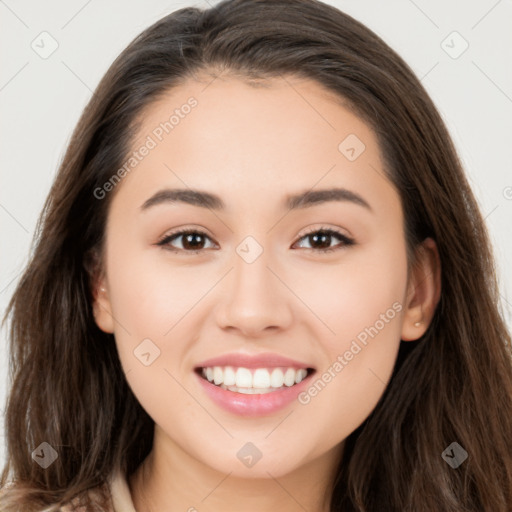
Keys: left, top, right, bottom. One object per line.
{"left": 2, "top": 0, "right": 512, "bottom": 510}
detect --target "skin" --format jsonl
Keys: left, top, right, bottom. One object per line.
{"left": 93, "top": 73, "right": 441, "bottom": 512}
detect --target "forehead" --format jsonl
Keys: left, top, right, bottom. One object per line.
{"left": 114, "top": 74, "right": 399, "bottom": 220}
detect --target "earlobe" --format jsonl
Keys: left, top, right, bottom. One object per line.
{"left": 85, "top": 248, "right": 115, "bottom": 334}
{"left": 401, "top": 237, "right": 442, "bottom": 341}
{"left": 92, "top": 278, "right": 115, "bottom": 334}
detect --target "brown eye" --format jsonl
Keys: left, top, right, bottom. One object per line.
{"left": 156, "top": 230, "right": 216, "bottom": 253}
{"left": 293, "top": 228, "right": 355, "bottom": 253}
{"left": 156, "top": 227, "right": 355, "bottom": 255}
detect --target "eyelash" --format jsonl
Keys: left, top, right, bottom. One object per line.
{"left": 155, "top": 226, "right": 355, "bottom": 255}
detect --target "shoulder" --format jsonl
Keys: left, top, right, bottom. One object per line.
{"left": 108, "top": 468, "right": 137, "bottom": 512}
{"left": 60, "top": 482, "right": 114, "bottom": 512}
{"left": 62, "top": 468, "right": 136, "bottom": 512}
{"left": 0, "top": 469, "right": 132, "bottom": 512}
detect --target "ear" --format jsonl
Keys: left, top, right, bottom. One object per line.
{"left": 401, "top": 237, "right": 442, "bottom": 341}
{"left": 86, "top": 250, "right": 115, "bottom": 334}
{"left": 91, "top": 274, "right": 115, "bottom": 334}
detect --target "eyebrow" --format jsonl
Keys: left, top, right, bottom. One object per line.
{"left": 140, "top": 187, "right": 372, "bottom": 213}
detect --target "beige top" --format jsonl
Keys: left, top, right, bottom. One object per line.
{"left": 109, "top": 468, "right": 137, "bottom": 512}
{"left": 0, "top": 469, "right": 138, "bottom": 512}
{"left": 58, "top": 469, "right": 137, "bottom": 511}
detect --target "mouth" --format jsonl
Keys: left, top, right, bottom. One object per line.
{"left": 194, "top": 366, "right": 316, "bottom": 395}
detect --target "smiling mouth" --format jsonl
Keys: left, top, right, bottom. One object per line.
{"left": 195, "top": 366, "right": 316, "bottom": 394}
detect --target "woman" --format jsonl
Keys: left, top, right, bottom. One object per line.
{"left": 1, "top": 0, "right": 511, "bottom": 510}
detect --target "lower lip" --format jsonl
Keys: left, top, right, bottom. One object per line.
{"left": 195, "top": 370, "right": 315, "bottom": 417}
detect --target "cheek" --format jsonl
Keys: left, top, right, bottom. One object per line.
{"left": 289, "top": 239, "right": 408, "bottom": 347}
{"left": 294, "top": 243, "right": 408, "bottom": 442}
{"left": 104, "top": 246, "right": 207, "bottom": 430}
{"left": 106, "top": 245, "right": 211, "bottom": 338}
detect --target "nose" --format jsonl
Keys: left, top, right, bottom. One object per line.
{"left": 215, "top": 243, "right": 294, "bottom": 338}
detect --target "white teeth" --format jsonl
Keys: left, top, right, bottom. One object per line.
{"left": 213, "top": 366, "right": 223, "bottom": 385}
{"left": 270, "top": 368, "right": 284, "bottom": 388}
{"left": 223, "top": 366, "right": 236, "bottom": 386}
{"left": 235, "top": 367, "right": 252, "bottom": 388}
{"left": 253, "top": 368, "right": 271, "bottom": 388}
{"left": 295, "top": 369, "right": 306, "bottom": 384}
{"left": 284, "top": 368, "right": 296, "bottom": 386}
{"left": 200, "top": 366, "right": 309, "bottom": 392}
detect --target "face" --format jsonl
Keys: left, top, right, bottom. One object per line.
{"left": 93, "top": 73, "right": 437, "bottom": 480}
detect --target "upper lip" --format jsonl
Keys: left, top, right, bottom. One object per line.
{"left": 195, "top": 352, "right": 315, "bottom": 370}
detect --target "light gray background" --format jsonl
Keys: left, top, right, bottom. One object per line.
{"left": 1, "top": 0, "right": 511, "bottom": 468}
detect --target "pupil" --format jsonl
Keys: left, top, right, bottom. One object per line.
{"left": 185, "top": 233, "right": 203, "bottom": 249}
{"left": 312, "top": 232, "right": 330, "bottom": 249}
